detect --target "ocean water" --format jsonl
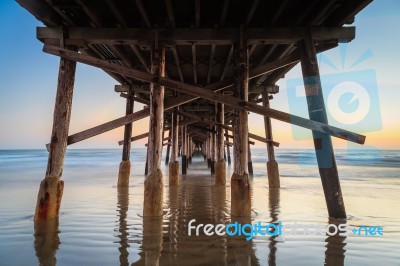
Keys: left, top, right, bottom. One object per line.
{"left": 0, "top": 148, "right": 399, "bottom": 265}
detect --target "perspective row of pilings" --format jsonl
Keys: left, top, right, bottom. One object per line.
{"left": 34, "top": 34, "right": 347, "bottom": 221}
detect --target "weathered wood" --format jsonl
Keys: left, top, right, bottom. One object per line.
{"left": 121, "top": 93, "right": 134, "bottom": 162}
{"left": 225, "top": 129, "right": 231, "bottom": 165}
{"left": 248, "top": 143, "right": 253, "bottom": 176}
{"left": 233, "top": 50, "right": 249, "bottom": 176}
{"left": 210, "top": 125, "right": 216, "bottom": 175}
{"left": 300, "top": 30, "right": 346, "bottom": 219}
{"left": 117, "top": 127, "right": 170, "bottom": 145}
{"left": 37, "top": 26, "right": 356, "bottom": 46}
{"left": 144, "top": 48, "right": 165, "bottom": 216}
{"left": 144, "top": 147, "right": 149, "bottom": 175}
{"left": 35, "top": 46, "right": 77, "bottom": 221}
{"left": 147, "top": 49, "right": 165, "bottom": 175}
{"left": 171, "top": 112, "right": 179, "bottom": 162}
{"left": 216, "top": 103, "right": 225, "bottom": 161}
{"left": 215, "top": 101, "right": 226, "bottom": 185}
{"left": 118, "top": 91, "right": 134, "bottom": 187}
{"left": 262, "top": 91, "right": 280, "bottom": 188}
{"left": 176, "top": 109, "right": 279, "bottom": 147}
{"left": 43, "top": 45, "right": 365, "bottom": 145}
{"left": 181, "top": 125, "right": 187, "bottom": 175}
{"left": 165, "top": 126, "right": 172, "bottom": 165}
{"left": 231, "top": 44, "right": 251, "bottom": 217}
{"left": 169, "top": 111, "right": 179, "bottom": 186}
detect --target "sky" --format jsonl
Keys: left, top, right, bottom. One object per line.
{"left": 0, "top": 1, "right": 399, "bottom": 150}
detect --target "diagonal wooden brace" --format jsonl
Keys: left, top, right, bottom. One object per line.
{"left": 43, "top": 44, "right": 365, "bottom": 146}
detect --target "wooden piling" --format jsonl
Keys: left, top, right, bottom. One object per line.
{"left": 210, "top": 125, "right": 216, "bottom": 175}
{"left": 34, "top": 46, "right": 77, "bottom": 220}
{"left": 165, "top": 129, "right": 171, "bottom": 165}
{"left": 231, "top": 43, "right": 251, "bottom": 217}
{"left": 248, "top": 143, "right": 254, "bottom": 176}
{"left": 181, "top": 125, "right": 187, "bottom": 175}
{"left": 225, "top": 129, "right": 231, "bottom": 165}
{"left": 144, "top": 147, "right": 149, "bottom": 176}
{"left": 262, "top": 91, "right": 280, "bottom": 188}
{"left": 118, "top": 91, "right": 134, "bottom": 187}
{"left": 215, "top": 102, "right": 226, "bottom": 186}
{"left": 169, "top": 111, "right": 179, "bottom": 186}
{"left": 144, "top": 48, "right": 165, "bottom": 216}
{"left": 299, "top": 31, "right": 346, "bottom": 219}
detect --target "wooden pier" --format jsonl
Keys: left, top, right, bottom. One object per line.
{"left": 17, "top": 0, "right": 371, "bottom": 220}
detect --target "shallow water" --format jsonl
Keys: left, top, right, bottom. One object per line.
{"left": 0, "top": 149, "right": 399, "bottom": 265}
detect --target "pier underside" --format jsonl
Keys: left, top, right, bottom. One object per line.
{"left": 16, "top": 0, "right": 372, "bottom": 221}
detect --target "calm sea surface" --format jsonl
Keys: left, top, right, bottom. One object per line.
{"left": 0, "top": 148, "right": 399, "bottom": 265}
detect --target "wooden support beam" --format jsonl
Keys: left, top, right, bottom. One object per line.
{"left": 215, "top": 101, "right": 226, "bottom": 185}
{"left": 135, "top": 0, "right": 151, "bottom": 28}
{"left": 164, "top": 0, "right": 176, "bottom": 28}
{"left": 117, "top": 127, "right": 170, "bottom": 145}
{"left": 169, "top": 110, "right": 179, "bottom": 185}
{"left": 248, "top": 143, "right": 253, "bottom": 175}
{"left": 129, "top": 44, "right": 150, "bottom": 73}
{"left": 300, "top": 30, "right": 346, "bottom": 219}
{"left": 37, "top": 27, "right": 356, "bottom": 46}
{"left": 118, "top": 91, "right": 134, "bottom": 187}
{"left": 165, "top": 129, "right": 171, "bottom": 165}
{"left": 43, "top": 45, "right": 365, "bottom": 146}
{"left": 220, "top": 45, "right": 233, "bottom": 81}
{"left": 207, "top": 44, "right": 215, "bottom": 84}
{"left": 225, "top": 129, "right": 231, "bottom": 165}
{"left": 245, "top": 0, "right": 260, "bottom": 25}
{"left": 195, "top": 0, "right": 201, "bottom": 27}
{"left": 182, "top": 125, "right": 187, "bottom": 175}
{"left": 192, "top": 44, "right": 197, "bottom": 84}
{"left": 172, "top": 46, "right": 184, "bottom": 82}
{"left": 176, "top": 109, "right": 279, "bottom": 147}
{"left": 144, "top": 47, "right": 165, "bottom": 216}
{"left": 262, "top": 91, "right": 280, "bottom": 188}
{"left": 231, "top": 43, "right": 251, "bottom": 216}
{"left": 35, "top": 45, "right": 78, "bottom": 221}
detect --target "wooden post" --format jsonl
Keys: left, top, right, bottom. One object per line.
{"left": 118, "top": 91, "right": 134, "bottom": 187}
{"left": 225, "top": 129, "right": 231, "bottom": 165}
{"left": 144, "top": 146, "right": 149, "bottom": 176}
{"left": 188, "top": 137, "right": 192, "bottom": 164}
{"left": 181, "top": 125, "right": 187, "bottom": 175}
{"left": 169, "top": 111, "right": 179, "bottom": 186}
{"left": 215, "top": 102, "right": 226, "bottom": 185}
{"left": 165, "top": 129, "right": 171, "bottom": 165}
{"left": 34, "top": 46, "right": 77, "bottom": 220}
{"left": 143, "top": 47, "right": 165, "bottom": 216}
{"left": 186, "top": 130, "right": 190, "bottom": 167}
{"left": 231, "top": 39, "right": 251, "bottom": 217}
{"left": 248, "top": 142, "right": 253, "bottom": 176}
{"left": 207, "top": 132, "right": 211, "bottom": 168}
{"left": 262, "top": 91, "right": 280, "bottom": 188}
{"left": 300, "top": 31, "right": 346, "bottom": 219}
{"left": 210, "top": 125, "right": 216, "bottom": 175}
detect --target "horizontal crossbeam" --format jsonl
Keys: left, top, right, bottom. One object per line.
{"left": 37, "top": 27, "right": 355, "bottom": 46}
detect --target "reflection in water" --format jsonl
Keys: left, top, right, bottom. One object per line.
{"left": 324, "top": 219, "right": 347, "bottom": 266}
{"left": 268, "top": 188, "right": 280, "bottom": 266}
{"left": 117, "top": 187, "right": 130, "bottom": 266}
{"left": 227, "top": 216, "right": 259, "bottom": 266}
{"left": 34, "top": 219, "right": 60, "bottom": 266}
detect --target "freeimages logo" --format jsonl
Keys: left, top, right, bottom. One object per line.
{"left": 287, "top": 45, "right": 382, "bottom": 141}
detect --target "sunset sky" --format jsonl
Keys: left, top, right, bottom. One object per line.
{"left": 0, "top": 1, "right": 399, "bottom": 150}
